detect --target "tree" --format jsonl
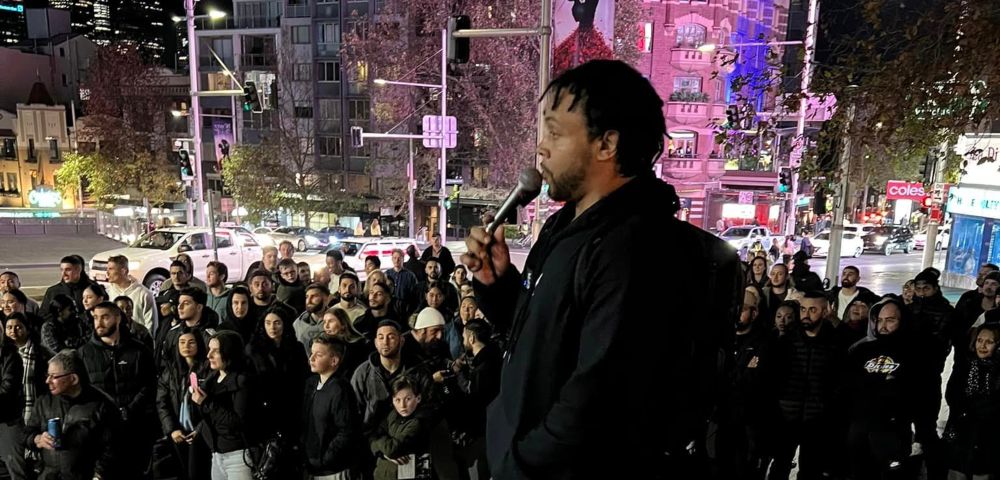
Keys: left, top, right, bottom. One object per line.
{"left": 57, "top": 44, "right": 183, "bottom": 215}
{"left": 342, "top": 0, "right": 648, "bottom": 208}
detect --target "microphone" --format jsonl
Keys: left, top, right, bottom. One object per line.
{"left": 486, "top": 168, "right": 543, "bottom": 235}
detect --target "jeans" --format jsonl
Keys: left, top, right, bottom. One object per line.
{"left": 211, "top": 450, "right": 252, "bottom": 480}
{"left": 0, "top": 421, "right": 26, "bottom": 480}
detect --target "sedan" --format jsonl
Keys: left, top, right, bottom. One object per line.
{"left": 273, "top": 226, "right": 330, "bottom": 251}
{"left": 318, "top": 226, "right": 353, "bottom": 241}
{"left": 810, "top": 231, "right": 865, "bottom": 258}
{"left": 915, "top": 225, "right": 950, "bottom": 251}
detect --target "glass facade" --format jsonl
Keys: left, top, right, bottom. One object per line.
{"left": 948, "top": 214, "right": 987, "bottom": 277}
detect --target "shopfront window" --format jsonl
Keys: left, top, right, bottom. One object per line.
{"left": 948, "top": 214, "right": 985, "bottom": 277}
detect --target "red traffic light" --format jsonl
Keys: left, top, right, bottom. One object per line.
{"left": 922, "top": 196, "right": 933, "bottom": 208}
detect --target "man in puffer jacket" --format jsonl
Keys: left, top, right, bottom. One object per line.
{"left": 844, "top": 296, "right": 938, "bottom": 479}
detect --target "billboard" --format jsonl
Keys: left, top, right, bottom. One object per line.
{"left": 212, "top": 119, "right": 234, "bottom": 174}
{"left": 885, "top": 181, "right": 927, "bottom": 202}
{"left": 552, "top": 0, "right": 615, "bottom": 75}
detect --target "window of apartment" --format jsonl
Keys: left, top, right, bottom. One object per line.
{"left": 0, "top": 139, "right": 14, "bottom": 159}
{"left": 5, "top": 173, "right": 16, "bottom": 192}
{"left": 346, "top": 20, "right": 366, "bottom": 40}
{"left": 62, "top": 74, "right": 68, "bottom": 86}
{"left": 318, "top": 23, "right": 340, "bottom": 45}
{"left": 59, "top": 48, "right": 65, "bottom": 57}
{"left": 348, "top": 99, "right": 369, "bottom": 121}
{"left": 294, "top": 105, "right": 314, "bottom": 118}
{"left": 292, "top": 26, "right": 310, "bottom": 44}
{"left": 293, "top": 64, "right": 312, "bottom": 81}
{"left": 676, "top": 24, "right": 707, "bottom": 47}
{"left": 719, "top": 28, "right": 731, "bottom": 46}
{"left": 640, "top": 23, "right": 653, "bottom": 52}
{"left": 319, "top": 99, "right": 341, "bottom": 120}
{"left": 318, "top": 61, "right": 341, "bottom": 82}
{"left": 50, "top": 139, "right": 60, "bottom": 162}
{"left": 668, "top": 130, "right": 697, "bottom": 156}
{"left": 673, "top": 77, "right": 702, "bottom": 93}
{"left": 243, "top": 111, "right": 273, "bottom": 130}
{"left": 319, "top": 137, "right": 342, "bottom": 156}
{"left": 27, "top": 139, "right": 36, "bottom": 162}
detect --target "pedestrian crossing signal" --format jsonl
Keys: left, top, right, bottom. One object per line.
{"left": 243, "top": 82, "right": 262, "bottom": 114}
{"left": 177, "top": 149, "right": 194, "bottom": 181}
{"left": 779, "top": 169, "right": 792, "bottom": 192}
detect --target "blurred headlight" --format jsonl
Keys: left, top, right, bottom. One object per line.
{"left": 128, "top": 261, "right": 141, "bottom": 271}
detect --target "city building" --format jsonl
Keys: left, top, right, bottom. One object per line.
{"left": 0, "top": 0, "right": 26, "bottom": 46}
{"left": 636, "top": 0, "right": 791, "bottom": 232}
{"left": 50, "top": 0, "right": 165, "bottom": 60}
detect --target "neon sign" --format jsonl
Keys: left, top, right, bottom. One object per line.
{"left": 0, "top": 4, "right": 24, "bottom": 13}
{"left": 28, "top": 188, "right": 62, "bottom": 208}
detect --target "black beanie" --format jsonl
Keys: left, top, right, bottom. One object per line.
{"left": 914, "top": 268, "right": 940, "bottom": 286}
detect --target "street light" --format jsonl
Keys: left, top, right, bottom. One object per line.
{"left": 170, "top": 110, "right": 189, "bottom": 117}
{"left": 373, "top": 78, "right": 442, "bottom": 89}
{"left": 172, "top": 10, "right": 226, "bottom": 22}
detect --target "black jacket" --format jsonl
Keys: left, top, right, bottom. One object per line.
{"left": 156, "top": 310, "right": 220, "bottom": 372}
{"left": 452, "top": 342, "right": 502, "bottom": 438}
{"left": 0, "top": 341, "right": 24, "bottom": 425}
{"left": 790, "top": 266, "right": 823, "bottom": 293}
{"left": 774, "top": 322, "right": 845, "bottom": 423}
{"left": 474, "top": 177, "right": 711, "bottom": 479}
{"left": 721, "top": 324, "right": 777, "bottom": 424}
{"left": 907, "top": 292, "right": 955, "bottom": 371}
{"left": 76, "top": 330, "right": 157, "bottom": 428}
{"left": 945, "top": 353, "right": 1000, "bottom": 475}
{"left": 420, "top": 246, "right": 456, "bottom": 279}
{"left": 301, "top": 373, "right": 361, "bottom": 476}
{"left": 354, "top": 309, "right": 406, "bottom": 342}
{"left": 41, "top": 316, "right": 91, "bottom": 353}
{"left": 404, "top": 256, "right": 427, "bottom": 284}
{"left": 40, "top": 276, "right": 97, "bottom": 322}
{"left": 275, "top": 278, "right": 306, "bottom": 315}
{"left": 23, "top": 386, "right": 119, "bottom": 480}
{"left": 246, "top": 337, "right": 309, "bottom": 439}
{"left": 156, "top": 359, "right": 209, "bottom": 437}
{"left": 196, "top": 370, "right": 256, "bottom": 453}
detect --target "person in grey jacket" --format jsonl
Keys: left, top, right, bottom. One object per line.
{"left": 350, "top": 320, "right": 430, "bottom": 432}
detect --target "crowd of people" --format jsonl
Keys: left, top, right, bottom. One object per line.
{"left": 0, "top": 233, "right": 500, "bottom": 480}
{"left": 720, "top": 247, "right": 1000, "bottom": 480}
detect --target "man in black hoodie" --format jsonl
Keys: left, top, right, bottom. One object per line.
{"left": 462, "top": 60, "right": 712, "bottom": 479}
{"left": 907, "top": 268, "right": 955, "bottom": 479}
{"left": 39, "top": 255, "right": 96, "bottom": 321}
{"left": 77, "top": 301, "right": 157, "bottom": 478}
{"left": 844, "top": 297, "right": 937, "bottom": 480}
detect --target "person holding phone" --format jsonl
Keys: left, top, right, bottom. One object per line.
{"left": 156, "top": 327, "right": 211, "bottom": 480}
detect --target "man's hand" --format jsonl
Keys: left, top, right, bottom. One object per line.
{"left": 34, "top": 433, "right": 55, "bottom": 450}
{"left": 388, "top": 455, "right": 411, "bottom": 466}
{"left": 171, "top": 430, "right": 186, "bottom": 444}
{"left": 461, "top": 223, "right": 510, "bottom": 286}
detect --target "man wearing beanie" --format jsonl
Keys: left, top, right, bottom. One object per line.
{"left": 907, "top": 267, "right": 954, "bottom": 479}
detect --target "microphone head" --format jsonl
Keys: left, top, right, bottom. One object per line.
{"left": 518, "top": 168, "right": 543, "bottom": 200}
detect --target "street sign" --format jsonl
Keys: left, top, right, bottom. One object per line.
{"left": 738, "top": 191, "right": 754, "bottom": 205}
{"left": 445, "top": 178, "right": 463, "bottom": 185}
{"left": 422, "top": 115, "right": 457, "bottom": 149}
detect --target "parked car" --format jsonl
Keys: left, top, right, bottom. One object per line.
{"left": 318, "top": 226, "right": 353, "bottom": 241}
{"left": 864, "top": 225, "right": 916, "bottom": 255}
{"left": 311, "top": 237, "right": 419, "bottom": 281}
{"left": 252, "top": 227, "right": 277, "bottom": 247}
{"left": 843, "top": 223, "right": 878, "bottom": 239}
{"left": 914, "top": 224, "right": 951, "bottom": 251}
{"left": 90, "top": 227, "right": 264, "bottom": 296}
{"left": 252, "top": 226, "right": 329, "bottom": 251}
{"left": 810, "top": 230, "right": 865, "bottom": 258}
{"left": 719, "top": 226, "right": 774, "bottom": 258}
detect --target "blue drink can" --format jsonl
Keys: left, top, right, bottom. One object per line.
{"left": 47, "top": 418, "right": 61, "bottom": 448}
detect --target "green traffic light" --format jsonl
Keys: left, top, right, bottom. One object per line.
{"left": 243, "top": 103, "right": 250, "bottom": 111}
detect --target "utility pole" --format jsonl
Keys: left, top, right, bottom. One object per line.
{"left": 439, "top": 28, "right": 448, "bottom": 241}
{"left": 409, "top": 139, "right": 415, "bottom": 238}
{"left": 786, "top": 0, "right": 820, "bottom": 236}
{"left": 823, "top": 102, "right": 856, "bottom": 287}
{"left": 185, "top": 0, "right": 206, "bottom": 227}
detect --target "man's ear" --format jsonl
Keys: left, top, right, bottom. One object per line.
{"left": 597, "top": 130, "right": 620, "bottom": 163}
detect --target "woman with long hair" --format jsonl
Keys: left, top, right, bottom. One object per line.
{"left": 40, "top": 293, "right": 90, "bottom": 352}
{"left": 156, "top": 327, "right": 212, "bottom": 480}
{"left": 246, "top": 303, "right": 309, "bottom": 440}
{"left": 322, "top": 308, "right": 371, "bottom": 378}
{"left": 944, "top": 324, "right": 1000, "bottom": 480}
{"left": 746, "top": 256, "right": 769, "bottom": 291}
{"left": 192, "top": 330, "right": 256, "bottom": 480}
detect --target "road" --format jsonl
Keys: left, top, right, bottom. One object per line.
{"left": 804, "top": 248, "right": 953, "bottom": 298}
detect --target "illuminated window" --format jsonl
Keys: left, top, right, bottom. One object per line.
{"left": 676, "top": 24, "right": 707, "bottom": 47}
{"left": 673, "top": 77, "right": 702, "bottom": 93}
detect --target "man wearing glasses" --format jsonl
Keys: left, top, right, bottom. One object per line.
{"left": 22, "top": 350, "right": 119, "bottom": 480}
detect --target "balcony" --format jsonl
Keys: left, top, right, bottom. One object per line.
{"left": 658, "top": 154, "right": 726, "bottom": 181}
{"left": 724, "top": 156, "right": 778, "bottom": 174}
{"left": 317, "top": 43, "right": 339, "bottom": 57}
{"left": 670, "top": 48, "right": 711, "bottom": 70}
{"left": 240, "top": 53, "right": 278, "bottom": 69}
{"left": 194, "top": 16, "right": 279, "bottom": 30}
{"left": 669, "top": 91, "right": 710, "bottom": 103}
{"left": 286, "top": 4, "right": 311, "bottom": 17}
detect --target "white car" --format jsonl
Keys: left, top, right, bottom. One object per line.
{"left": 810, "top": 230, "right": 865, "bottom": 258}
{"left": 843, "top": 223, "right": 877, "bottom": 239}
{"left": 305, "top": 237, "right": 420, "bottom": 282}
{"left": 90, "top": 227, "right": 264, "bottom": 296}
{"left": 719, "top": 226, "right": 774, "bottom": 257}
{"left": 915, "top": 225, "right": 950, "bottom": 251}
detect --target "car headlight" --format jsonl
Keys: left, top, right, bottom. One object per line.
{"left": 727, "top": 239, "right": 741, "bottom": 247}
{"left": 872, "top": 235, "right": 887, "bottom": 245}
{"left": 128, "top": 261, "right": 141, "bottom": 271}
{"left": 306, "top": 235, "right": 319, "bottom": 243}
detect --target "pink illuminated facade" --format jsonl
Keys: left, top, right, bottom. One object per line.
{"left": 635, "top": 0, "right": 792, "bottom": 232}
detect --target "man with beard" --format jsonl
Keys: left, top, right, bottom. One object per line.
{"left": 386, "top": 249, "right": 419, "bottom": 316}
{"left": 421, "top": 232, "right": 456, "bottom": 280}
{"left": 350, "top": 320, "right": 430, "bottom": 431}
{"left": 712, "top": 294, "right": 776, "bottom": 480}
{"left": 354, "top": 282, "right": 399, "bottom": 341}
{"left": 450, "top": 319, "right": 502, "bottom": 480}
{"left": 409, "top": 307, "right": 450, "bottom": 371}
{"left": 39, "top": 256, "right": 96, "bottom": 321}
{"left": 770, "top": 291, "right": 846, "bottom": 480}
{"left": 244, "top": 245, "right": 280, "bottom": 285}
{"left": 294, "top": 283, "right": 330, "bottom": 354}
{"left": 247, "top": 270, "right": 277, "bottom": 328}
{"left": 908, "top": 268, "right": 955, "bottom": 479}
{"left": 828, "top": 266, "right": 878, "bottom": 322}
{"left": 275, "top": 258, "right": 306, "bottom": 314}
{"left": 418, "top": 259, "right": 459, "bottom": 315}
{"left": 956, "top": 263, "right": 999, "bottom": 311}
{"left": 156, "top": 261, "right": 192, "bottom": 327}
{"left": 331, "top": 272, "right": 366, "bottom": 324}
{"left": 0, "top": 272, "right": 39, "bottom": 315}
{"left": 844, "top": 298, "right": 936, "bottom": 479}
{"left": 761, "top": 264, "right": 797, "bottom": 328}
{"left": 77, "top": 301, "right": 156, "bottom": 478}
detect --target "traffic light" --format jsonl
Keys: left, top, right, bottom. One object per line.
{"left": 726, "top": 106, "right": 738, "bottom": 129}
{"left": 778, "top": 169, "right": 792, "bottom": 192}
{"left": 814, "top": 187, "right": 827, "bottom": 215}
{"left": 350, "top": 126, "right": 364, "bottom": 148}
{"left": 243, "top": 81, "right": 262, "bottom": 113}
{"left": 447, "top": 15, "right": 471, "bottom": 64}
{"left": 177, "top": 148, "right": 194, "bottom": 181}
{"left": 921, "top": 196, "right": 933, "bottom": 214}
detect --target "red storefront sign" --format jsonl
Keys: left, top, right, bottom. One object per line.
{"left": 886, "top": 181, "right": 927, "bottom": 202}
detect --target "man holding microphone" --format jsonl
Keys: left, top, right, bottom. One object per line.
{"left": 463, "top": 60, "right": 722, "bottom": 479}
